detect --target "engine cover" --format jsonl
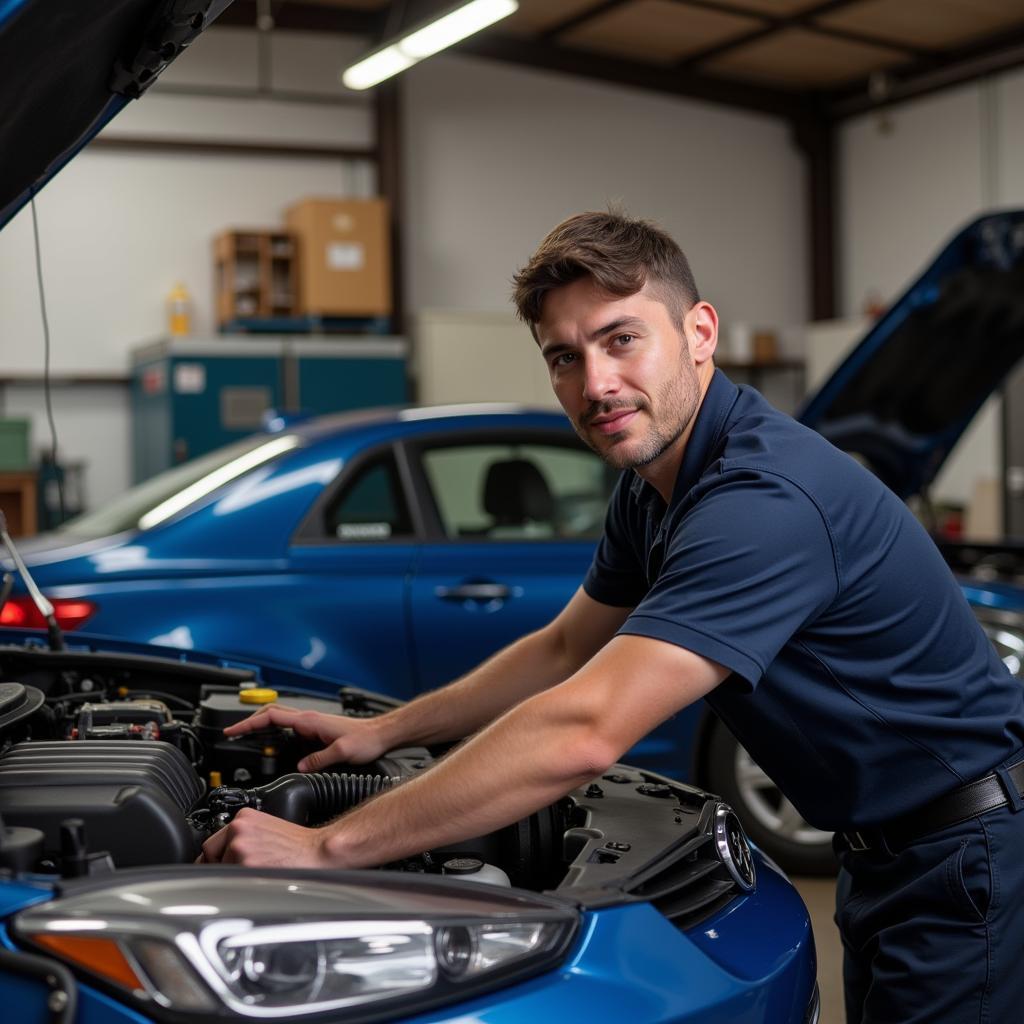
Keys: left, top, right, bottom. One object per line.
{"left": 0, "top": 740, "right": 203, "bottom": 866}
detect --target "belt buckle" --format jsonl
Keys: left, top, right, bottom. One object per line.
{"left": 844, "top": 830, "right": 870, "bottom": 852}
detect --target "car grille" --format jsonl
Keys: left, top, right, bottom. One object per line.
{"left": 621, "top": 828, "right": 741, "bottom": 930}
{"left": 615, "top": 801, "right": 757, "bottom": 931}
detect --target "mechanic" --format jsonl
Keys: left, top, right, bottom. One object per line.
{"left": 201, "top": 211, "right": 1024, "bottom": 1024}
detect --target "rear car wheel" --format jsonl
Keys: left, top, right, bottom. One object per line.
{"left": 706, "top": 718, "right": 837, "bottom": 876}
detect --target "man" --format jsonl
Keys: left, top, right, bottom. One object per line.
{"left": 201, "top": 211, "right": 1024, "bottom": 1023}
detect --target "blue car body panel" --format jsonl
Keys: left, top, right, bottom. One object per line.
{"left": 7, "top": 215, "right": 1024, "bottom": 790}
{"left": 0, "top": 897, "right": 814, "bottom": 1024}
{"left": 2, "top": 0, "right": 814, "bottom": 1014}
{"left": 5, "top": 408, "right": 702, "bottom": 775}
{"left": 0, "top": 632, "right": 815, "bottom": 1024}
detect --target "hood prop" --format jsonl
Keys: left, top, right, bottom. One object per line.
{"left": 0, "top": 510, "right": 65, "bottom": 650}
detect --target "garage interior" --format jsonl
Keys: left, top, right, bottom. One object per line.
{"left": 2, "top": 2, "right": 1024, "bottom": 1021}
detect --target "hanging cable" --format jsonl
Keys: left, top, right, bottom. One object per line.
{"left": 29, "top": 194, "right": 66, "bottom": 523}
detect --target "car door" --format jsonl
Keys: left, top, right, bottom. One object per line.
{"left": 286, "top": 445, "right": 420, "bottom": 698}
{"left": 405, "top": 431, "right": 617, "bottom": 693}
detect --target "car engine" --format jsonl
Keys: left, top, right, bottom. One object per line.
{"left": 0, "top": 641, "right": 756, "bottom": 927}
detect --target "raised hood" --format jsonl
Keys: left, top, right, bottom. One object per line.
{"left": 0, "top": 0, "right": 232, "bottom": 229}
{"left": 799, "top": 211, "right": 1024, "bottom": 499}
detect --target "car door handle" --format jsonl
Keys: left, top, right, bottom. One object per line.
{"left": 435, "top": 583, "right": 511, "bottom": 601}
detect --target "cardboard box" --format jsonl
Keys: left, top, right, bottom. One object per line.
{"left": 285, "top": 198, "right": 391, "bottom": 318}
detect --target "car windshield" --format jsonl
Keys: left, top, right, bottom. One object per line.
{"left": 56, "top": 434, "right": 303, "bottom": 539}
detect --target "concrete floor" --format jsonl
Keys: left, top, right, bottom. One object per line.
{"left": 793, "top": 876, "right": 844, "bottom": 1024}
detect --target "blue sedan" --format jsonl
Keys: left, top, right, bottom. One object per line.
{"left": 4, "top": 407, "right": 613, "bottom": 696}
{"left": 0, "top": 630, "right": 818, "bottom": 1024}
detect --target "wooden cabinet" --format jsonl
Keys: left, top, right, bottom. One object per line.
{"left": 0, "top": 471, "right": 37, "bottom": 537}
{"left": 214, "top": 230, "right": 297, "bottom": 326}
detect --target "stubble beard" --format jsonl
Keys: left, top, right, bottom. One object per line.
{"left": 573, "top": 357, "right": 702, "bottom": 471}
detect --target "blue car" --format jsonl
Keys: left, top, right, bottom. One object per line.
{"left": 5, "top": 405, "right": 617, "bottom": 705}
{"left": 0, "top": 628, "right": 818, "bottom": 1024}
{"left": 3, "top": 0, "right": 1021, "bottom": 884}
{"left": 0, "top": 4, "right": 819, "bottom": 1023}
{"left": 10, "top": 211, "right": 1024, "bottom": 875}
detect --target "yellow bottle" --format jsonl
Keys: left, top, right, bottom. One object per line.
{"left": 167, "top": 282, "right": 192, "bottom": 337}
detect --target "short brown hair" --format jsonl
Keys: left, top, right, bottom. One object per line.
{"left": 511, "top": 210, "right": 700, "bottom": 335}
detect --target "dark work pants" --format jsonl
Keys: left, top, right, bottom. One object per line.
{"left": 834, "top": 804, "right": 1024, "bottom": 1023}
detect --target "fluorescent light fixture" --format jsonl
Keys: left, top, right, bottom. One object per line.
{"left": 343, "top": 44, "right": 414, "bottom": 91}
{"left": 342, "top": 0, "right": 518, "bottom": 91}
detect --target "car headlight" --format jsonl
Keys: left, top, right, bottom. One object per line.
{"left": 13, "top": 870, "right": 579, "bottom": 1020}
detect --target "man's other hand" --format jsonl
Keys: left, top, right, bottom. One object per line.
{"left": 197, "top": 808, "right": 336, "bottom": 867}
{"left": 223, "top": 704, "right": 387, "bottom": 771}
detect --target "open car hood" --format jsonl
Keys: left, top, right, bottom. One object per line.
{"left": 0, "top": 0, "right": 231, "bottom": 230}
{"left": 799, "top": 211, "right": 1024, "bottom": 499}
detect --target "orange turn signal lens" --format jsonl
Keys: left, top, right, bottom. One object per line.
{"left": 33, "top": 934, "right": 143, "bottom": 991}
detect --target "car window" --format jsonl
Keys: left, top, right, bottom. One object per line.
{"left": 325, "top": 454, "right": 413, "bottom": 541}
{"left": 57, "top": 434, "right": 303, "bottom": 539}
{"left": 420, "top": 442, "right": 616, "bottom": 541}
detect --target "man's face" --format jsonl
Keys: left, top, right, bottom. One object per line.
{"left": 535, "top": 278, "right": 705, "bottom": 471}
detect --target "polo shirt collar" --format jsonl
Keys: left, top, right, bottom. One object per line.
{"left": 628, "top": 368, "right": 739, "bottom": 511}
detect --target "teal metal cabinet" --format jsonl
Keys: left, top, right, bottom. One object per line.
{"left": 131, "top": 336, "right": 407, "bottom": 481}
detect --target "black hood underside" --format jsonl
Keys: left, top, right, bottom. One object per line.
{"left": 0, "top": 0, "right": 230, "bottom": 228}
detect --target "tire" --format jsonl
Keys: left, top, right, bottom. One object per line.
{"left": 705, "top": 717, "right": 837, "bottom": 877}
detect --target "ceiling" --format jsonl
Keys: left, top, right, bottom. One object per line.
{"left": 220, "top": 0, "right": 1024, "bottom": 120}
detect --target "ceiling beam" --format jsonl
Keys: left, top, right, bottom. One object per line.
{"left": 674, "top": 0, "right": 932, "bottom": 63}
{"left": 215, "top": 0, "right": 377, "bottom": 35}
{"left": 667, "top": 0, "right": 870, "bottom": 69}
{"left": 827, "top": 21, "right": 1024, "bottom": 119}
{"left": 456, "top": 32, "right": 811, "bottom": 119}
{"left": 539, "top": 0, "right": 630, "bottom": 41}
{"left": 92, "top": 135, "right": 376, "bottom": 160}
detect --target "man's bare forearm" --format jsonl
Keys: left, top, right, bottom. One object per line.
{"left": 199, "top": 634, "right": 727, "bottom": 869}
{"left": 322, "top": 633, "right": 728, "bottom": 870}
{"left": 327, "top": 675, "right": 610, "bottom": 868}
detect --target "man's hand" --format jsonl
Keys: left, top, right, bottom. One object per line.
{"left": 224, "top": 704, "right": 387, "bottom": 771}
{"left": 197, "top": 808, "right": 338, "bottom": 867}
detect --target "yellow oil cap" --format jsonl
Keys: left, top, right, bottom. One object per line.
{"left": 239, "top": 687, "right": 278, "bottom": 705}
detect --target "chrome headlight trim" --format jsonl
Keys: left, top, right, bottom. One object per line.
{"left": 13, "top": 870, "right": 580, "bottom": 1022}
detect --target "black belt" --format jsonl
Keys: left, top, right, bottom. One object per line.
{"left": 840, "top": 758, "right": 1024, "bottom": 854}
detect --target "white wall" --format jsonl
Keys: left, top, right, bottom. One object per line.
{"left": 0, "top": 28, "right": 374, "bottom": 506}
{"left": 403, "top": 53, "right": 809, "bottom": 335}
{"left": 0, "top": 385, "right": 129, "bottom": 516}
{"left": 0, "top": 27, "right": 811, "bottom": 509}
{"left": 835, "top": 67, "right": 1024, "bottom": 510}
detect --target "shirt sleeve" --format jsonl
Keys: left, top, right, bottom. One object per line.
{"left": 619, "top": 467, "right": 840, "bottom": 688}
{"left": 582, "top": 474, "right": 648, "bottom": 608}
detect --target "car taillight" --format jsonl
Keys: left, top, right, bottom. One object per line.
{"left": 0, "top": 595, "right": 98, "bottom": 630}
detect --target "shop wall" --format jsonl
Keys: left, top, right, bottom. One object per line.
{"left": 0, "top": 26, "right": 810, "bottom": 507}
{"left": 402, "top": 52, "right": 809, "bottom": 335}
{"left": 836, "top": 67, "right": 1024, "bottom": 509}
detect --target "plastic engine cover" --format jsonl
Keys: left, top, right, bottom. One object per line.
{"left": 0, "top": 740, "right": 203, "bottom": 866}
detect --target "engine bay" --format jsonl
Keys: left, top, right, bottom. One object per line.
{"left": 0, "top": 641, "right": 754, "bottom": 924}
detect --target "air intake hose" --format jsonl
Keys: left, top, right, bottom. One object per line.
{"left": 240, "top": 772, "right": 397, "bottom": 825}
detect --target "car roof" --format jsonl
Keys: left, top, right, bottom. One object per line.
{"left": 285, "top": 403, "right": 572, "bottom": 443}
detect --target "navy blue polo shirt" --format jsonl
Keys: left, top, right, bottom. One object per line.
{"left": 584, "top": 370, "right": 1024, "bottom": 830}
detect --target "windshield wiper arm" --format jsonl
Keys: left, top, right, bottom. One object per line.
{"left": 0, "top": 509, "right": 64, "bottom": 650}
